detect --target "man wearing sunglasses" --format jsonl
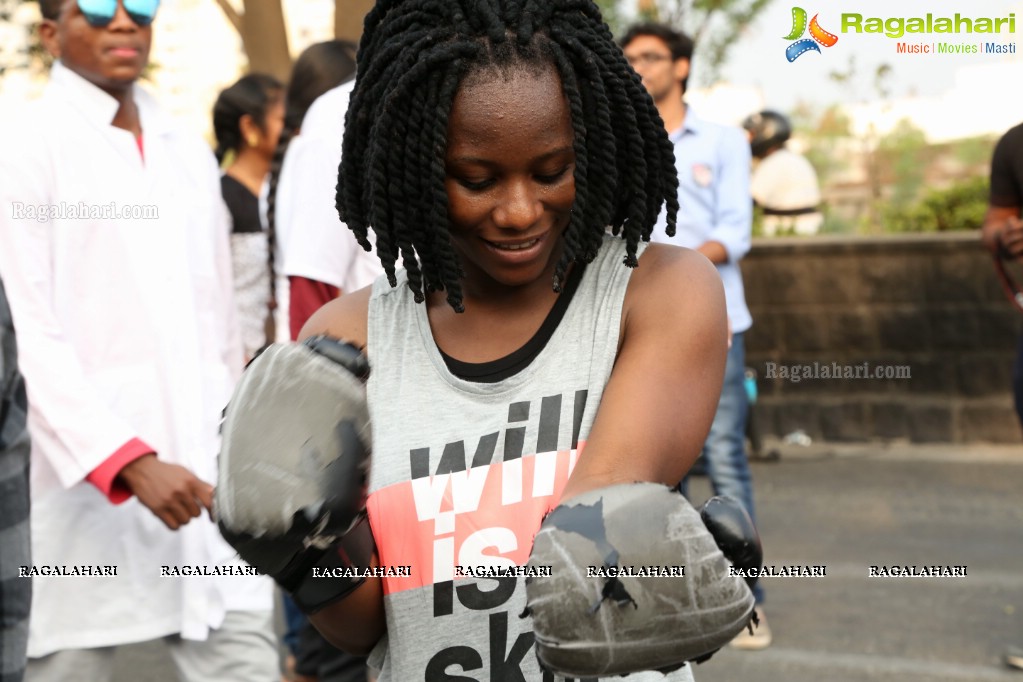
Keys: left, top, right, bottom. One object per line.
{"left": 0, "top": 1, "right": 275, "bottom": 680}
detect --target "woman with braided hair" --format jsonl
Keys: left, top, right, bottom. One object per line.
{"left": 217, "top": 0, "right": 759, "bottom": 679}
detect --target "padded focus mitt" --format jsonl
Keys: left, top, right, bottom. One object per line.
{"left": 523, "top": 482, "right": 755, "bottom": 677}
{"left": 215, "top": 336, "right": 374, "bottom": 613}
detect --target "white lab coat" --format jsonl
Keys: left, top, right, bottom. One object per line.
{"left": 0, "top": 62, "right": 272, "bottom": 658}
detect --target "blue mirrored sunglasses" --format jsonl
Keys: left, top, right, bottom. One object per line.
{"left": 77, "top": 0, "right": 160, "bottom": 27}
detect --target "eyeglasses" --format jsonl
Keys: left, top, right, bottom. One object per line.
{"left": 77, "top": 0, "right": 160, "bottom": 27}
{"left": 625, "top": 52, "right": 674, "bottom": 67}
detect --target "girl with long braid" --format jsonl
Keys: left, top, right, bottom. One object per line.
{"left": 217, "top": 1, "right": 760, "bottom": 679}
{"left": 212, "top": 74, "right": 284, "bottom": 360}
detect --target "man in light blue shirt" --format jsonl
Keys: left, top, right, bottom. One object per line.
{"left": 622, "top": 22, "right": 767, "bottom": 650}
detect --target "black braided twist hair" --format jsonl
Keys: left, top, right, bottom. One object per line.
{"left": 339, "top": 0, "right": 679, "bottom": 313}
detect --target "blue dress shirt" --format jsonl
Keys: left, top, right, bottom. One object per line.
{"left": 650, "top": 108, "right": 753, "bottom": 333}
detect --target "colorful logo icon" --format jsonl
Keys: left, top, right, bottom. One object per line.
{"left": 784, "top": 7, "right": 838, "bottom": 62}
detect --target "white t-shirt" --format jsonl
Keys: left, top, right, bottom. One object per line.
{"left": 278, "top": 80, "right": 383, "bottom": 299}
{"left": 751, "top": 148, "right": 823, "bottom": 236}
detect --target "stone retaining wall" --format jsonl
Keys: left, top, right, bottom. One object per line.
{"left": 742, "top": 232, "right": 1022, "bottom": 443}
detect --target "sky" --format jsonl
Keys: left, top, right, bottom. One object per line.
{"left": 668, "top": 0, "right": 1023, "bottom": 112}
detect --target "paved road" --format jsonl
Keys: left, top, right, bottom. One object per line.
{"left": 111, "top": 442, "right": 1023, "bottom": 681}
{"left": 691, "top": 443, "right": 1023, "bottom": 682}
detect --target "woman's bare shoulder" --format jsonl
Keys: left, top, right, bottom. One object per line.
{"left": 298, "top": 286, "right": 373, "bottom": 352}
{"left": 626, "top": 242, "right": 725, "bottom": 321}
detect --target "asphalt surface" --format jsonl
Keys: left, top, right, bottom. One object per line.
{"left": 688, "top": 441, "right": 1023, "bottom": 682}
{"left": 109, "top": 441, "right": 1023, "bottom": 682}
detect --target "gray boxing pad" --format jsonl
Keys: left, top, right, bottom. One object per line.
{"left": 524, "top": 482, "right": 755, "bottom": 677}
{"left": 215, "top": 341, "right": 371, "bottom": 539}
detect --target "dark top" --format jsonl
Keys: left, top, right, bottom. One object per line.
{"left": 0, "top": 276, "right": 27, "bottom": 455}
{"left": 221, "top": 174, "right": 262, "bottom": 234}
{"left": 0, "top": 275, "right": 31, "bottom": 680}
{"left": 990, "top": 122, "right": 1023, "bottom": 208}
{"left": 440, "top": 261, "right": 587, "bottom": 383}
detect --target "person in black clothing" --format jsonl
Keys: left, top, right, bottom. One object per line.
{"left": 981, "top": 122, "right": 1023, "bottom": 671}
{"left": 0, "top": 275, "right": 30, "bottom": 682}
{"left": 213, "top": 73, "right": 285, "bottom": 361}
{"left": 982, "top": 122, "right": 1023, "bottom": 429}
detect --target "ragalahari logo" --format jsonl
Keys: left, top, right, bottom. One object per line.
{"left": 784, "top": 7, "right": 838, "bottom": 61}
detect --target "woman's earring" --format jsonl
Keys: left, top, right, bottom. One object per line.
{"left": 247, "top": 134, "right": 260, "bottom": 147}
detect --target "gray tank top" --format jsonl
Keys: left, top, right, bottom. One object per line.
{"left": 364, "top": 235, "right": 695, "bottom": 682}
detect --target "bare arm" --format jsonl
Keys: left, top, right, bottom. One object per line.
{"left": 560, "top": 244, "right": 728, "bottom": 502}
{"left": 297, "top": 287, "right": 384, "bottom": 655}
{"left": 305, "top": 553, "right": 385, "bottom": 656}
{"left": 118, "top": 454, "right": 213, "bottom": 529}
{"left": 982, "top": 205, "right": 1023, "bottom": 258}
{"left": 697, "top": 240, "right": 729, "bottom": 264}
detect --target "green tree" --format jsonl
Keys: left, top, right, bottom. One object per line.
{"left": 597, "top": 0, "right": 775, "bottom": 79}
{"left": 787, "top": 102, "right": 858, "bottom": 234}
{"left": 827, "top": 57, "right": 897, "bottom": 232}
{"left": 791, "top": 102, "right": 851, "bottom": 190}
{"left": 883, "top": 176, "right": 988, "bottom": 233}
{"left": 594, "top": 0, "right": 628, "bottom": 36}
{"left": 876, "top": 118, "right": 928, "bottom": 208}
{"left": 951, "top": 135, "right": 997, "bottom": 170}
